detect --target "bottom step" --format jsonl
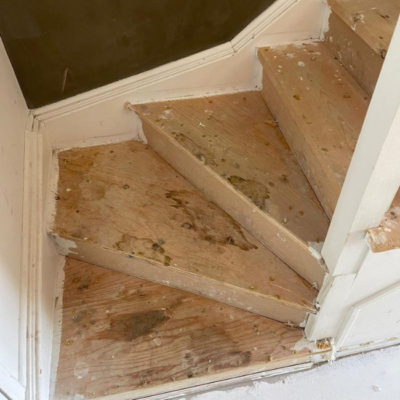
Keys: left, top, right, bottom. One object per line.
{"left": 54, "top": 258, "right": 330, "bottom": 400}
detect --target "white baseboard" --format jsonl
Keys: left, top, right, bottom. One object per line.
{"left": 49, "top": 258, "right": 66, "bottom": 400}
{"left": 23, "top": 120, "right": 65, "bottom": 400}
{"left": 337, "top": 337, "right": 400, "bottom": 359}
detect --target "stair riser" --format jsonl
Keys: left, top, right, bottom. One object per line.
{"left": 53, "top": 236, "right": 311, "bottom": 324}
{"left": 325, "top": 11, "right": 382, "bottom": 97}
{"left": 139, "top": 116, "right": 326, "bottom": 286}
{"left": 259, "top": 71, "right": 341, "bottom": 218}
{"left": 258, "top": 44, "right": 368, "bottom": 219}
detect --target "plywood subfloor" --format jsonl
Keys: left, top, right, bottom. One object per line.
{"left": 258, "top": 42, "right": 369, "bottom": 217}
{"left": 54, "top": 258, "right": 326, "bottom": 399}
{"left": 368, "top": 188, "right": 400, "bottom": 252}
{"left": 52, "top": 140, "right": 316, "bottom": 323}
{"left": 133, "top": 91, "right": 329, "bottom": 245}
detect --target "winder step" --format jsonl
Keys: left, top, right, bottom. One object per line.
{"left": 54, "top": 258, "right": 330, "bottom": 400}
{"left": 258, "top": 42, "right": 369, "bottom": 218}
{"left": 50, "top": 140, "right": 317, "bottom": 324}
{"left": 133, "top": 91, "right": 329, "bottom": 286}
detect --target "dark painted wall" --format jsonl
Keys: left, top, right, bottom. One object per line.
{"left": 0, "top": 0, "right": 274, "bottom": 108}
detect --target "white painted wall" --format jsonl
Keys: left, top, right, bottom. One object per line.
{"left": 0, "top": 39, "right": 28, "bottom": 399}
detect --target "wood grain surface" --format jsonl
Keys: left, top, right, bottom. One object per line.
{"left": 54, "top": 258, "right": 325, "bottom": 399}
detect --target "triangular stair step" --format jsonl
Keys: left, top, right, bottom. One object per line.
{"left": 133, "top": 91, "right": 329, "bottom": 286}
{"left": 54, "top": 258, "right": 329, "bottom": 399}
{"left": 50, "top": 140, "right": 316, "bottom": 324}
{"left": 258, "top": 42, "right": 369, "bottom": 218}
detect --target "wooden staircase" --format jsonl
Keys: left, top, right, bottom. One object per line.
{"left": 51, "top": 1, "right": 399, "bottom": 397}
{"left": 50, "top": 0, "right": 399, "bottom": 326}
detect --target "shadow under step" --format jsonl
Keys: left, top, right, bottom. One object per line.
{"left": 133, "top": 91, "right": 329, "bottom": 286}
{"left": 50, "top": 140, "right": 316, "bottom": 324}
{"left": 54, "top": 258, "right": 330, "bottom": 399}
{"left": 258, "top": 42, "right": 369, "bottom": 218}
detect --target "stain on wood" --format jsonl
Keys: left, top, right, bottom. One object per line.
{"left": 164, "top": 189, "right": 258, "bottom": 251}
{"left": 93, "top": 310, "right": 169, "bottom": 342}
{"left": 51, "top": 140, "right": 316, "bottom": 323}
{"left": 54, "top": 258, "right": 327, "bottom": 399}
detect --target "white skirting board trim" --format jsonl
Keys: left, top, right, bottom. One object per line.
{"left": 49, "top": 259, "right": 66, "bottom": 400}
{"left": 23, "top": 119, "right": 65, "bottom": 400}
{"left": 23, "top": 123, "right": 42, "bottom": 400}
{"left": 336, "top": 337, "right": 400, "bottom": 359}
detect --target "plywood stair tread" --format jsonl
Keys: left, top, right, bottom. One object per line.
{"left": 51, "top": 140, "right": 316, "bottom": 323}
{"left": 329, "top": 0, "right": 400, "bottom": 57}
{"left": 133, "top": 92, "right": 329, "bottom": 286}
{"left": 368, "top": 188, "right": 400, "bottom": 252}
{"left": 54, "top": 258, "right": 329, "bottom": 400}
{"left": 258, "top": 42, "right": 369, "bottom": 218}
